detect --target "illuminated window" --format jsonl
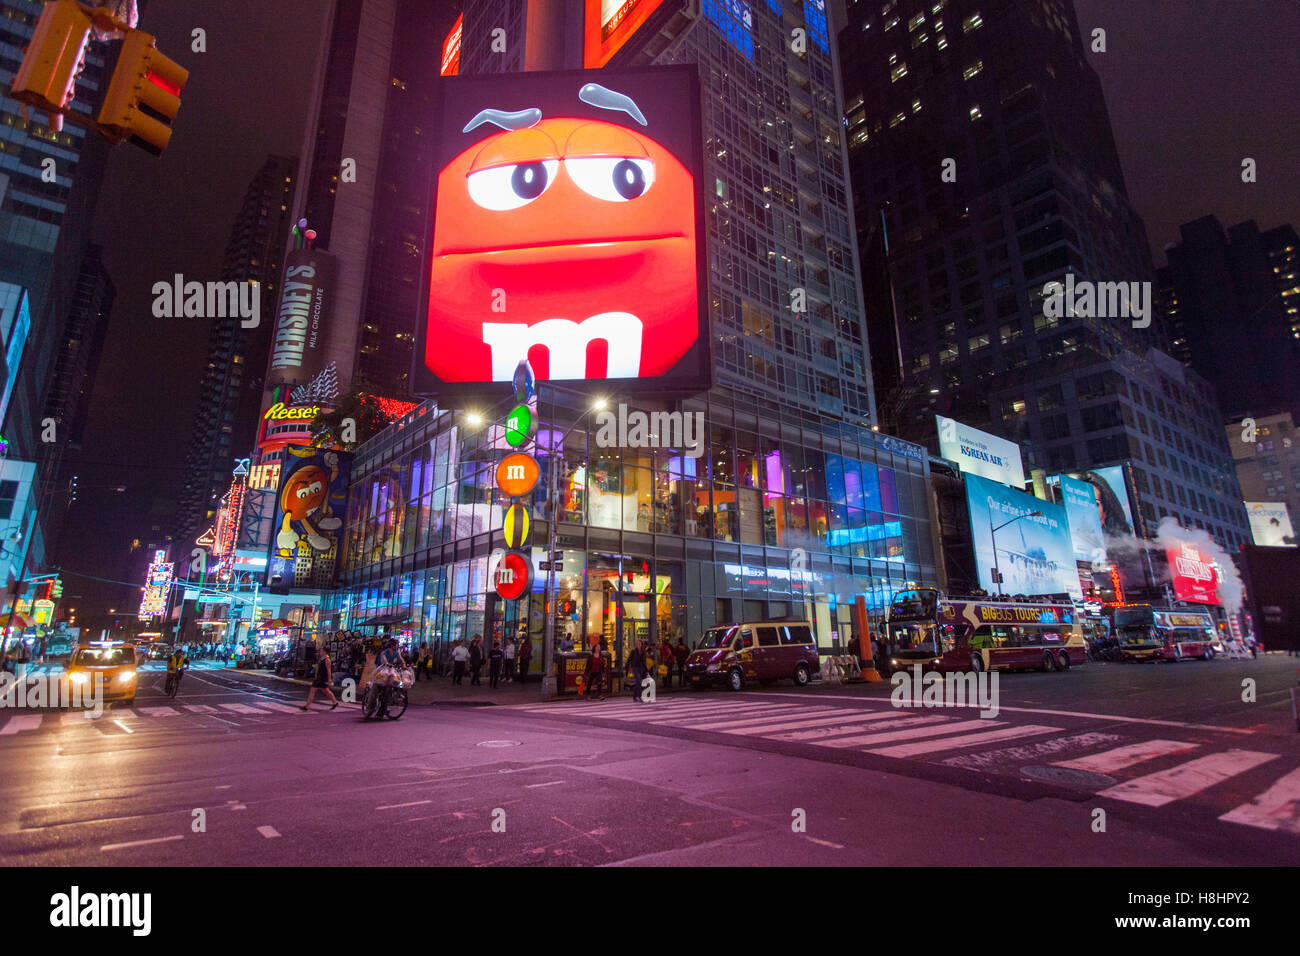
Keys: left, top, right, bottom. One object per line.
{"left": 889, "top": 112, "right": 906, "bottom": 127}
{"left": 908, "top": 12, "right": 925, "bottom": 30}
{"left": 969, "top": 105, "right": 982, "bottom": 120}
{"left": 939, "top": 343, "right": 958, "bottom": 364}
{"left": 932, "top": 0, "right": 946, "bottom": 11}
{"left": 884, "top": 15, "right": 899, "bottom": 30}
{"left": 937, "top": 34, "right": 947, "bottom": 49}
{"left": 963, "top": 12, "right": 983, "bottom": 32}
{"left": 963, "top": 60, "right": 983, "bottom": 79}
{"left": 891, "top": 62, "right": 908, "bottom": 81}
{"left": 911, "top": 97, "right": 922, "bottom": 113}
{"left": 889, "top": 52, "right": 898, "bottom": 64}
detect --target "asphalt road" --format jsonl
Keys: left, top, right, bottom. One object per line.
{"left": 0, "top": 654, "right": 1296, "bottom": 866}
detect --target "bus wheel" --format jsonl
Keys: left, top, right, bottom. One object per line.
{"left": 1057, "top": 651, "right": 1070, "bottom": 670}
{"left": 1205, "top": 648, "right": 1215, "bottom": 660}
{"left": 728, "top": 668, "right": 744, "bottom": 692}
{"left": 1042, "top": 651, "right": 1057, "bottom": 672}
{"left": 970, "top": 653, "right": 984, "bottom": 673}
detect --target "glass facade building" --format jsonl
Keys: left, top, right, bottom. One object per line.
{"left": 323, "top": 385, "right": 934, "bottom": 668}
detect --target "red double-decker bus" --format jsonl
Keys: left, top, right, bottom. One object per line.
{"left": 884, "top": 588, "right": 1086, "bottom": 674}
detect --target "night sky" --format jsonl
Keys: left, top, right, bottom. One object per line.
{"left": 59, "top": 0, "right": 1300, "bottom": 624}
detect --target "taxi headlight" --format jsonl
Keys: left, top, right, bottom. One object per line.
{"left": 68, "top": 671, "right": 88, "bottom": 684}
{"left": 117, "top": 670, "right": 136, "bottom": 682}
{"left": 705, "top": 663, "right": 719, "bottom": 673}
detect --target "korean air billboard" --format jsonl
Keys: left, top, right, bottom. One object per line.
{"left": 415, "top": 66, "right": 710, "bottom": 398}
{"left": 965, "top": 473, "right": 1082, "bottom": 600}
{"left": 936, "top": 416, "right": 1026, "bottom": 489}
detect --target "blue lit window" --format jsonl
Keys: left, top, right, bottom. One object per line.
{"left": 803, "top": 0, "right": 829, "bottom": 53}
{"left": 704, "top": 0, "right": 755, "bottom": 60}
{"left": 766, "top": 0, "right": 782, "bottom": 17}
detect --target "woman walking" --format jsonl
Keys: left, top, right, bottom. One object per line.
{"left": 301, "top": 649, "right": 339, "bottom": 711}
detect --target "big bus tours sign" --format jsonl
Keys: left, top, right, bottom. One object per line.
{"left": 414, "top": 65, "right": 710, "bottom": 399}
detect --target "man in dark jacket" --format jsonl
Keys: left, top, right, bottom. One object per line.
{"left": 469, "top": 635, "right": 484, "bottom": 686}
{"left": 674, "top": 639, "right": 689, "bottom": 687}
{"left": 627, "top": 640, "right": 649, "bottom": 703}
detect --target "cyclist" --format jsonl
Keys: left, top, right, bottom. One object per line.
{"left": 373, "top": 638, "right": 406, "bottom": 717}
{"left": 166, "top": 646, "right": 188, "bottom": 696}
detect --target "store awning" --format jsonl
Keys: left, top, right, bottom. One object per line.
{"left": 0, "top": 611, "right": 33, "bottom": 629}
{"left": 260, "top": 618, "right": 298, "bottom": 630}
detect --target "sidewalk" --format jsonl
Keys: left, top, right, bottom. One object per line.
{"left": 226, "top": 665, "right": 681, "bottom": 706}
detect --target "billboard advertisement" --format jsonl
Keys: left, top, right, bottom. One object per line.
{"left": 1245, "top": 500, "right": 1296, "bottom": 547}
{"left": 965, "top": 473, "right": 1082, "bottom": 600}
{"left": 936, "top": 415, "right": 1025, "bottom": 489}
{"left": 1048, "top": 473, "right": 1106, "bottom": 564}
{"left": 583, "top": 0, "right": 669, "bottom": 68}
{"left": 267, "top": 249, "right": 338, "bottom": 389}
{"left": 1165, "top": 540, "right": 1220, "bottom": 605}
{"left": 264, "top": 446, "right": 352, "bottom": 591}
{"left": 441, "top": 12, "right": 462, "bottom": 76}
{"left": 1055, "top": 465, "right": 1135, "bottom": 539}
{"left": 415, "top": 65, "right": 709, "bottom": 398}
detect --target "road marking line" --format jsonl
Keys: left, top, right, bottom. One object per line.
{"left": 1052, "top": 739, "right": 1199, "bottom": 773}
{"left": 112, "top": 720, "right": 134, "bottom": 734}
{"left": 376, "top": 800, "right": 432, "bottom": 810}
{"left": 814, "top": 717, "right": 987, "bottom": 749}
{"left": 136, "top": 706, "right": 181, "bottom": 717}
{"left": 943, "top": 731, "right": 1125, "bottom": 770}
{"left": 1219, "top": 767, "right": 1300, "bottom": 833}
{"left": 182, "top": 704, "right": 218, "bottom": 714}
{"left": 668, "top": 704, "right": 839, "bottom": 728}
{"left": 525, "top": 780, "right": 565, "bottom": 789}
{"left": 582, "top": 700, "right": 781, "bottom": 718}
{"left": 642, "top": 703, "right": 814, "bottom": 725}
{"left": 0, "top": 715, "right": 44, "bottom": 735}
{"left": 870, "top": 724, "right": 1061, "bottom": 758}
{"left": 805, "top": 837, "right": 844, "bottom": 849}
{"left": 257, "top": 825, "right": 281, "bottom": 838}
{"left": 100, "top": 835, "right": 182, "bottom": 852}
{"left": 1100, "top": 749, "right": 1281, "bottom": 807}
{"left": 769, "top": 715, "right": 951, "bottom": 741}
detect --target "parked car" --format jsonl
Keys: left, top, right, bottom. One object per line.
{"left": 685, "top": 620, "right": 820, "bottom": 691}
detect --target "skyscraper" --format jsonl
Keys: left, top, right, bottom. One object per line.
{"left": 1159, "top": 217, "right": 1300, "bottom": 421}
{"left": 838, "top": 0, "right": 1248, "bottom": 551}
{"left": 174, "top": 155, "right": 296, "bottom": 543}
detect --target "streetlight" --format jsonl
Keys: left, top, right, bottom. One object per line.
{"left": 990, "top": 510, "right": 1041, "bottom": 599}
{"left": 540, "top": 393, "right": 610, "bottom": 698}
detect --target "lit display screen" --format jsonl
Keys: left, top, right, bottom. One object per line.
{"left": 415, "top": 66, "right": 709, "bottom": 399}
{"left": 441, "top": 13, "right": 462, "bottom": 76}
{"left": 583, "top": 0, "right": 669, "bottom": 68}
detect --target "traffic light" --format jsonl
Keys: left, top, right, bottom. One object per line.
{"left": 51, "top": 578, "right": 64, "bottom": 600}
{"left": 96, "top": 28, "right": 188, "bottom": 155}
{"left": 9, "top": 0, "right": 93, "bottom": 121}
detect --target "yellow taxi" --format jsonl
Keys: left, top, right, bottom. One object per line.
{"left": 65, "top": 642, "right": 139, "bottom": 705}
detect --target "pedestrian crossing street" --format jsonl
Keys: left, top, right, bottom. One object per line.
{"left": 510, "top": 695, "right": 1300, "bottom": 835}
{"left": 0, "top": 698, "right": 355, "bottom": 734}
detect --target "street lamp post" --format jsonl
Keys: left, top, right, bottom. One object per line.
{"left": 989, "top": 510, "right": 1042, "bottom": 599}
{"left": 540, "top": 392, "right": 608, "bottom": 698}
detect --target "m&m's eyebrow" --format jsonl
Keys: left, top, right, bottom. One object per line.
{"left": 463, "top": 107, "right": 542, "bottom": 134}
{"left": 578, "top": 83, "right": 647, "bottom": 126}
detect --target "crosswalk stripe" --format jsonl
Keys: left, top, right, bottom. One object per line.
{"left": 136, "top": 706, "right": 181, "bottom": 717}
{"left": 769, "top": 714, "right": 951, "bottom": 741}
{"left": 710, "top": 709, "right": 901, "bottom": 735}
{"left": 0, "top": 714, "right": 43, "bottom": 734}
{"left": 1219, "top": 766, "right": 1300, "bottom": 833}
{"left": 1052, "top": 739, "right": 1199, "bottom": 773}
{"left": 575, "top": 700, "right": 790, "bottom": 720}
{"left": 182, "top": 704, "right": 218, "bottom": 714}
{"left": 220, "top": 703, "right": 273, "bottom": 715}
{"left": 641, "top": 703, "right": 815, "bottom": 726}
{"left": 870, "top": 724, "right": 1062, "bottom": 758}
{"left": 1099, "top": 749, "right": 1281, "bottom": 807}
{"left": 692, "top": 707, "right": 849, "bottom": 731}
{"left": 251, "top": 700, "right": 306, "bottom": 713}
{"left": 815, "top": 717, "right": 986, "bottom": 749}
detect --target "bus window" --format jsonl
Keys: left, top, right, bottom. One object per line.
{"left": 737, "top": 628, "right": 755, "bottom": 650}
{"left": 937, "top": 624, "right": 959, "bottom": 654}
{"left": 756, "top": 627, "right": 781, "bottom": 648}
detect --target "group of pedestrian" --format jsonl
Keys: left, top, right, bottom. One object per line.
{"left": 446, "top": 634, "right": 534, "bottom": 688}
{"left": 176, "top": 642, "right": 233, "bottom": 663}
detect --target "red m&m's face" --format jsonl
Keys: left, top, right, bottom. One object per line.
{"left": 426, "top": 116, "right": 698, "bottom": 384}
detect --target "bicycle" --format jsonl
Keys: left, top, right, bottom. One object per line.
{"left": 362, "top": 677, "right": 408, "bottom": 720}
{"left": 164, "top": 667, "right": 186, "bottom": 698}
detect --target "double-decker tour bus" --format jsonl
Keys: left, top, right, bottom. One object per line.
{"left": 1108, "top": 604, "right": 1217, "bottom": 661}
{"left": 883, "top": 588, "right": 1086, "bottom": 674}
